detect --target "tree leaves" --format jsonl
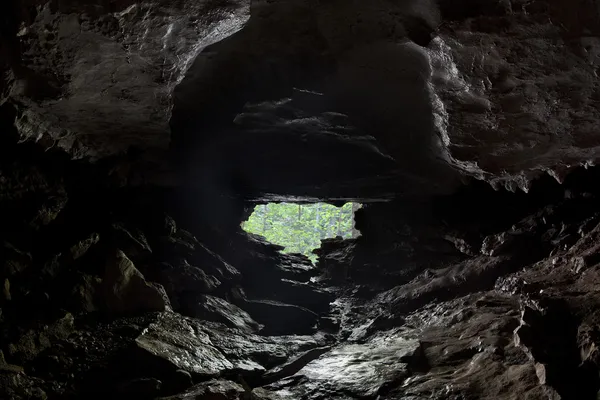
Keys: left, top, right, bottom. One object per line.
{"left": 243, "top": 203, "right": 357, "bottom": 263}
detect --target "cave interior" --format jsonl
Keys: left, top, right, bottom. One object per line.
{"left": 2, "top": 0, "right": 600, "bottom": 399}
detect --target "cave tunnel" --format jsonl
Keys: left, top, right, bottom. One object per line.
{"left": 2, "top": 0, "right": 600, "bottom": 399}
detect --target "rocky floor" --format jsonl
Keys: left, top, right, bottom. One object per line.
{"left": 1, "top": 165, "right": 600, "bottom": 400}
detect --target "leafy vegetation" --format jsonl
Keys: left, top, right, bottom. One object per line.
{"left": 242, "top": 202, "right": 359, "bottom": 263}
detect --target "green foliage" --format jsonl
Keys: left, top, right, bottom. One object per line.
{"left": 242, "top": 202, "right": 358, "bottom": 263}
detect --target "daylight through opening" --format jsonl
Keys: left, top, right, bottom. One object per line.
{"left": 242, "top": 202, "right": 361, "bottom": 263}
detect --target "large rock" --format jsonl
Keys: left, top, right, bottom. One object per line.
{"left": 0, "top": 372, "right": 48, "bottom": 400}
{"left": 69, "top": 273, "right": 102, "bottom": 312}
{"left": 269, "top": 279, "right": 335, "bottom": 315}
{"left": 151, "top": 259, "right": 221, "bottom": 311}
{"left": 239, "top": 299, "right": 319, "bottom": 336}
{"left": 158, "top": 379, "right": 247, "bottom": 400}
{"left": 154, "top": 230, "right": 241, "bottom": 283}
{"left": 262, "top": 335, "right": 422, "bottom": 399}
{"left": 6, "top": 313, "right": 74, "bottom": 364}
{"left": 68, "top": 232, "right": 100, "bottom": 261}
{"left": 102, "top": 249, "right": 171, "bottom": 315}
{"left": 2, "top": 242, "right": 32, "bottom": 277}
{"left": 180, "top": 294, "right": 261, "bottom": 333}
{"left": 134, "top": 312, "right": 328, "bottom": 378}
{"left": 229, "top": 233, "right": 316, "bottom": 284}
{"left": 111, "top": 223, "right": 152, "bottom": 260}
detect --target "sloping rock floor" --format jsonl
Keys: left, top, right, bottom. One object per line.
{"left": 3, "top": 160, "right": 600, "bottom": 399}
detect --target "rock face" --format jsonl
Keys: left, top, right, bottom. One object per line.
{"left": 9, "top": 0, "right": 600, "bottom": 194}
{"left": 135, "top": 312, "right": 328, "bottom": 378}
{"left": 432, "top": 0, "right": 600, "bottom": 189}
{"left": 158, "top": 379, "right": 248, "bottom": 400}
{"left": 2, "top": 0, "right": 251, "bottom": 159}
{"left": 102, "top": 249, "right": 171, "bottom": 315}
{"left": 4, "top": 1, "right": 600, "bottom": 400}
{"left": 182, "top": 294, "right": 261, "bottom": 333}
{"left": 263, "top": 336, "right": 422, "bottom": 399}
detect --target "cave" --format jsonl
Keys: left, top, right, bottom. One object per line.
{"left": 242, "top": 202, "right": 360, "bottom": 263}
{"left": 2, "top": 0, "right": 600, "bottom": 399}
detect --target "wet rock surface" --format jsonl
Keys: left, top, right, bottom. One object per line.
{"left": 263, "top": 336, "right": 422, "bottom": 399}
{"left": 5, "top": 155, "right": 600, "bottom": 399}
{"left": 135, "top": 311, "right": 329, "bottom": 378}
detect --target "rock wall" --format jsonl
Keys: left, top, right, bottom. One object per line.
{"left": 303, "top": 168, "right": 600, "bottom": 399}
{"left": 3, "top": 113, "right": 600, "bottom": 398}
{"left": 0, "top": 112, "right": 337, "bottom": 398}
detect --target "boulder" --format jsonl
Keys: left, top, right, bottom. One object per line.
{"left": 0, "top": 349, "right": 24, "bottom": 374}
{"left": 158, "top": 259, "right": 221, "bottom": 293}
{"left": 7, "top": 313, "right": 74, "bottom": 364}
{"left": 102, "top": 249, "right": 171, "bottom": 315}
{"left": 151, "top": 260, "right": 221, "bottom": 310}
{"left": 158, "top": 379, "right": 247, "bottom": 400}
{"left": 263, "top": 337, "right": 422, "bottom": 399}
{"left": 134, "top": 312, "right": 328, "bottom": 378}
{"left": 156, "top": 232, "right": 241, "bottom": 283}
{"left": 0, "top": 372, "right": 48, "bottom": 400}
{"left": 269, "top": 280, "right": 335, "bottom": 314}
{"left": 240, "top": 299, "right": 318, "bottom": 336}
{"left": 181, "top": 294, "right": 261, "bottom": 333}
{"left": 2, "top": 278, "right": 10, "bottom": 301}
{"left": 28, "top": 193, "right": 68, "bottom": 229}
{"left": 68, "top": 233, "right": 100, "bottom": 261}
{"left": 111, "top": 223, "right": 153, "bottom": 260}
{"left": 2, "top": 242, "right": 32, "bottom": 277}
{"left": 69, "top": 274, "right": 101, "bottom": 312}
{"left": 263, "top": 346, "right": 332, "bottom": 384}
{"left": 191, "top": 242, "right": 242, "bottom": 282}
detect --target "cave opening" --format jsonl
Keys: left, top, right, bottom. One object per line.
{"left": 6, "top": 0, "right": 600, "bottom": 397}
{"left": 241, "top": 202, "right": 361, "bottom": 263}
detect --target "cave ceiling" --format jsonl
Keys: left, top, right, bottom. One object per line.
{"left": 2, "top": 0, "right": 600, "bottom": 198}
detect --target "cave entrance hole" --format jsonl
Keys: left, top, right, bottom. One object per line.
{"left": 242, "top": 202, "right": 361, "bottom": 263}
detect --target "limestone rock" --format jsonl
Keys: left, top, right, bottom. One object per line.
{"left": 4, "top": 0, "right": 252, "bottom": 159}
{"left": 263, "top": 346, "right": 332, "bottom": 384}
{"left": 111, "top": 223, "right": 153, "bottom": 260}
{"left": 0, "top": 349, "right": 24, "bottom": 374}
{"left": 28, "top": 194, "right": 68, "bottom": 229}
{"left": 153, "top": 260, "right": 222, "bottom": 308}
{"left": 70, "top": 274, "right": 102, "bottom": 312}
{"left": 2, "top": 242, "right": 32, "bottom": 277}
{"left": 240, "top": 299, "right": 318, "bottom": 336}
{"left": 268, "top": 279, "right": 335, "bottom": 315}
{"left": 2, "top": 278, "right": 10, "bottom": 301}
{"left": 0, "top": 372, "right": 48, "bottom": 400}
{"left": 7, "top": 313, "right": 74, "bottom": 364}
{"left": 69, "top": 233, "right": 100, "bottom": 261}
{"left": 263, "top": 336, "right": 421, "bottom": 399}
{"left": 181, "top": 294, "right": 261, "bottom": 333}
{"left": 158, "top": 379, "right": 247, "bottom": 400}
{"left": 157, "top": 231, "right": 241, "bottom": 282}
{"left": 102, "top": 249, "right": 171, "bottom": 315}
{"left": 134, "top": 312, "right": 328, "bottom": 378}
